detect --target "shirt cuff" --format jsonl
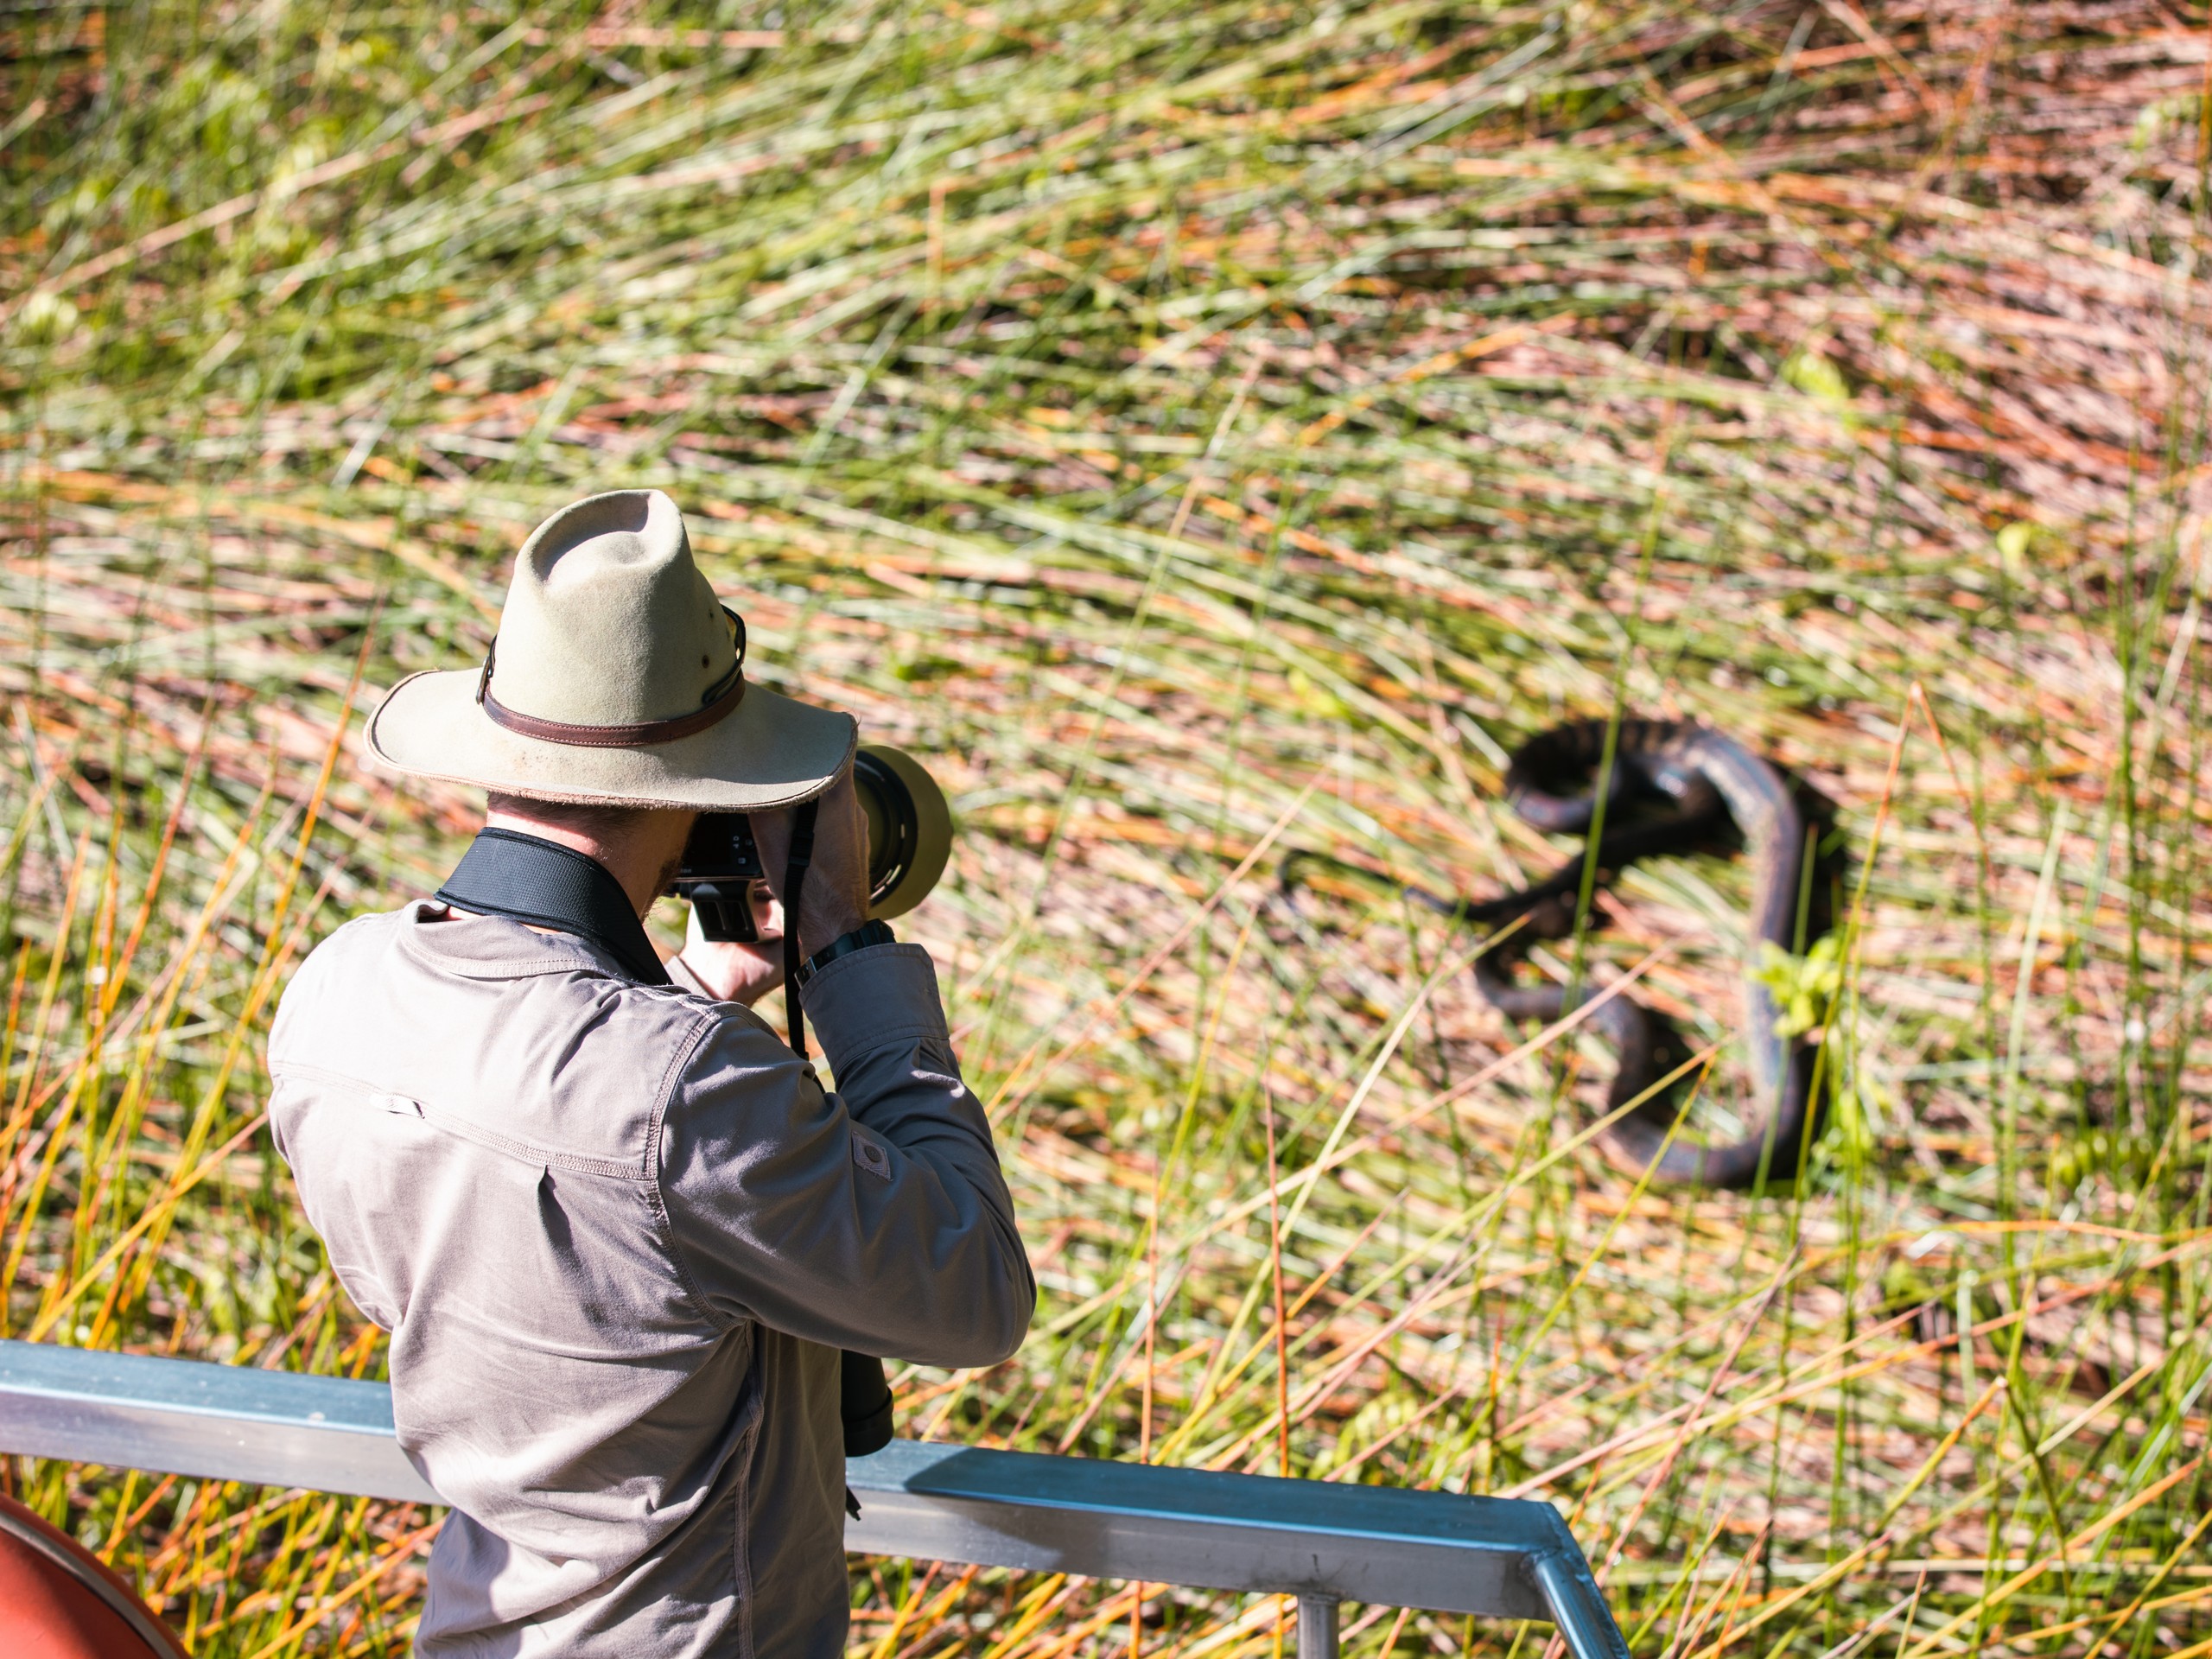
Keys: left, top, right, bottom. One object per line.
{"left": 800, "top": 943, "right": 950, "bottom": 1066}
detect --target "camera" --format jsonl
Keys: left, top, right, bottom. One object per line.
{"left": 671, "top": 746, "right": 952, "bottom": 942}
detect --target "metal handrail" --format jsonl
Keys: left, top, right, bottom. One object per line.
{"left": 0, "top": 1340, "right": 1628, "bottom": 1657}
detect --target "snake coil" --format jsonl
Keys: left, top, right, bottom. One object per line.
{"left": 1283, "top": 718, "right": 1823, "bottom": 1189}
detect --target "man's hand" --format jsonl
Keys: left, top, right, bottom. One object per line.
{"left": 671, "top": 764, "right": 871, "bottom": 999}
{"left": 747, "top": 761, "right": 871, "bottom": 959}
{"left": 673, "top": 899, "right": 786, "bottom": 1005}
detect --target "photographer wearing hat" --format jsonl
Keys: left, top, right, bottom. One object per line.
{"left": 269, "top": 490, "right": 1034, "bottom": 1656}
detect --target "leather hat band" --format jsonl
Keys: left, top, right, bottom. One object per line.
{"left": 474, "top": 607, "right": 748, "bottom": 749}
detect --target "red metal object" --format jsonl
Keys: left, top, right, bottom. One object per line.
{"left": 0, "top": 1492, "right": 188, "bottom": 1657}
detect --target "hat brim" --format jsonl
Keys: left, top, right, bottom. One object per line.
{"left": 365, "top": 670, "right": 856, "bottom": 811}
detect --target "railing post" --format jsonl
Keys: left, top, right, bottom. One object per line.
{"left": 1297, "top": 1592, "right": 1339, "bottom": 1658}
{"left": 1528, "top": 1550, "right": 1632, "bottom": 1659}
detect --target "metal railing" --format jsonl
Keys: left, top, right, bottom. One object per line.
{"left": 0, "top": 1339, "right": 1629, "bottom": 1658}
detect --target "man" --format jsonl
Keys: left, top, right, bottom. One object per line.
{"left": 269, "top": 489, "right": 1034, "bottom": 1656}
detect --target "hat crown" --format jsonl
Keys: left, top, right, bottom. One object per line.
{"left": 490, "top": 491, "right": 734, "bottom": 726}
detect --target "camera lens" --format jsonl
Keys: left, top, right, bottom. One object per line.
{"left": 854, "top": 746, "right": 951, "bottom": 920}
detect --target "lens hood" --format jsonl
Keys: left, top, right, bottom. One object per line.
{"left": 855, "top": 745, "right": 952, "bottom": 920}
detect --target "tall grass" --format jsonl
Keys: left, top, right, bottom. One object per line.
{"left": 4, "top": 0, "right": 2209, "bottom": 1653}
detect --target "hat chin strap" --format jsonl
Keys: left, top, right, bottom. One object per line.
{"left": 473, "top": 634, "right": 747, "bottom": 748}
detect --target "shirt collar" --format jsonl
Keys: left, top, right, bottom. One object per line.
{"left": 433, "top": 829, "right": 670, "bottom": 987}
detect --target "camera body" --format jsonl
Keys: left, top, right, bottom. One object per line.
{"left": 670, "top": 746, "right": 951, "bottom": 942}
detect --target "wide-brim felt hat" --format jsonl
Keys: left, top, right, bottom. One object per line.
{"left": 366, "top": 490, "right": 855, "bottom": 810}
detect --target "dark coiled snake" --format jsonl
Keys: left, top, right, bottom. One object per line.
{"left": 1283, "top": 719, "right": 1822, "bottom": 1189}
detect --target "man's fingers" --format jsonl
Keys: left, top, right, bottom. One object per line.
{"left": 750, "top": 761, "right": 872, "bottom": 954}
{"left": 751, "top": 806, "right": 794, "bottom": 893}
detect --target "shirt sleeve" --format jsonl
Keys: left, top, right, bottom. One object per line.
{"left": 663, "top": 953, "right": 711, "bottom": 997}
{"left": 656, "top": 943, "right": 1034, "bottom": 1369}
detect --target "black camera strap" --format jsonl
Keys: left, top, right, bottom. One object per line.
{"left": 779, "top": 799, "right": 817, "bottom": 1060}
{"left": 772, "top": 798, "right": 894, "bottom": 1473}
{"left": 435, "top": 829, "right": 671, "bottom": 987}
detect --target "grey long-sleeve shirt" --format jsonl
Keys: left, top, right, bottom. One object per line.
{"left": 268, "top": 903, "right": 1033, "bottom": 1656}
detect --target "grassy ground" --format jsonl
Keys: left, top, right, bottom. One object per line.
{"left": 5, "top": 0, "right": 2211, "bottom": 1654}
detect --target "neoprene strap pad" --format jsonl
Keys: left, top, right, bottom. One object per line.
{"left": 436, "top": 829, "right": 670, "bottom": 986}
